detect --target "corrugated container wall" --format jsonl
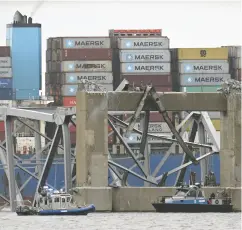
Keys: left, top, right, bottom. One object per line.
{"left": 7, "top": 21, "right": 41, "bottom": 100}
{"left": 51, "top": 37, "right": 111, "bottom": 49}
{"left": 0, "top": 46, "right": 10, "bottom": 57}
{"left": 46, "top": 72, "right": 113, "bottom": 84}
{"left": 178, "top": 48, "right": 229, "bottom": 60}
{"left": 118, "top": 37, "right": 169, "bottom": 50}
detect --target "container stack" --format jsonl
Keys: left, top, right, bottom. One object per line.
{"left": 175, "top": 47, "right": 230, "bottom": 130}
{"left": 118, "top": 36, "right": 173, "bottom": 123}
{"left": 45, "top": 37, "right": 113, "bottom": 106}
{"left": 45, "top": 37, "right": 113, "bottom": 146}
{"left": 0, "top": 46, "right": 12, "bottom": 101}
{"left": 108, "top": 29, "right": 175, "bottom": 152}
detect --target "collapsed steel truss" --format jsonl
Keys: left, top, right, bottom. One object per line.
{"left": 0, "top": 81, "right": 220, "bottom": 212}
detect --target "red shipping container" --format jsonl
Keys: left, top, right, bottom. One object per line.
{"left": 0, "top": 121, "right": 4, "bottom": 132}
{"left": 122, "top": 74, "right": 172, "bottom": 87}
{"left": 70, "top": 132, "right": 76, "bottom": 144}
{"left": 63, "top": 97, "right": 76, "bottom": 107}
{"left": 0, "top": 131, "right": 5, "bottom": 141}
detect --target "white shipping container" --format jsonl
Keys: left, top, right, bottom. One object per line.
{"left": 134, "top": 122, "right": 170, "bottom": 133}
{"left": 61, "top": 61, "right": 112, "bottom": 72}
{"left": 179, "top": 61, "right": 229, "bottom": 74}
{"left": 119, "top": 50, "right": 171, "bottom": 63}
{"left": 0, "top": 68, "right": 12, "bottom": 78}
{"left": 0, "top": 57, "right": 11, "bottom": 68}
{"left": 16, "top": 137, "right": 35, "bottom": 155}
{"left": 62, "top": 37, "right": 111, "bottom": 49}
{"left": 124, "top": 132, "right": 172, "bottom": 144}
{"left": 180, "top": 73, "right": 231, "bottom": 86}
{"left": 61, "top": 84, "right": 113, "bottom": 96}
{"left": 118, "top": 37, "right": 169, "bottom": 50}
{"left": 64, "top": 72, "right": 113, "bottom": 84}
{"left": 121, "top": 63, "right": 170, "bottom": 74}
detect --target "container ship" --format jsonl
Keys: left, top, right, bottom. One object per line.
{"left": 0, "top": 12, "right": 241, "bottom": 201}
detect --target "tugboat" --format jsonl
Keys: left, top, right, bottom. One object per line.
{"left": 152, "top": 183, "right": 233, "bottom": 213}
{"left": 16, "top": 186, "right": 96, "bottom": 216}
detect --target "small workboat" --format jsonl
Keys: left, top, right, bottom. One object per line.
{"left": 16, "top": 186, "right": 95, "bottom": 216}
{"left": 152, "top": 183, "right": 233, "bottom": 213}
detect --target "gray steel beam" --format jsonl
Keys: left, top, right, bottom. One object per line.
{"left": 174, "top": 120, "right": 198, "bottom": 186}
{"left": 105, "top": 92, "right": 227, "bottom": 111}
{"left": 62, "top": 118, "right": 72, "bottom": 192}
{"left": 156, "top": 151, "right": 215, "bottom": 181}
{"left": 0, "top": 148, "right": 22, "bottom": 206}
{"left": 108, "top": 119, "right": 148, "bottom": 178}
{"left": 108, "top": 114, "right": 213, "bottom": 149}
{"left": 108, "top": 160, "right": 158, "bottom": 186}
{"left": 140, "top": 112, "right": 150, "bottom": 186}
{"left": 198, "top": 122, "right": 207, "bottom": 183}
{"left": 5, "top": 107, "right": 54, "bottom": 122}
{"left": 125, "top": 86, "right": 152, "bottom": 137}
{"left": 0, "top": 193, "right": 9, "bottom": 204}
{"left": 34, "top": 121, "right": 42, "bottom": 176}
{"left": 4, "top": 116, "right": 17, "bottom": 211}
{"left": 33, "top": 125, "right": 62, "bottom": 206}
{"left": 149, "top": 88, "right": 198, "bottom": 164}
{"left": 201, "top": 112, "right": 220, "bottom": 152}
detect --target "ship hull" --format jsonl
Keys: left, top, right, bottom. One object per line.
{"left": 152, "top": 203, "right": 233, "bottom": 213}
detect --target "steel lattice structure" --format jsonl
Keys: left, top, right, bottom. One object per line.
{"left": 0, "top": 79, "right": 223, "bottom": 212}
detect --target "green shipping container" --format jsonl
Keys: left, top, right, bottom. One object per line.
{"left": 180, "top": 86, "right": 221, "bottom": 92}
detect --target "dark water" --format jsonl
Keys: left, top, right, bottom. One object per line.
{"left": 0, "top": 211, "right": 241, "bottom": 230}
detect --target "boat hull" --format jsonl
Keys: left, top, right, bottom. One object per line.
{"left": 16, "top": 204, "right": 95, "bottom": 216}
{"left": 152, "top": 203, "right": 233, "bottom": 213}
{"left": 38, "top": 205, "right": 96, "bottom": 216}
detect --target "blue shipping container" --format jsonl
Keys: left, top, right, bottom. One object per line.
{"left": 0, "top": 88, "right": 12, "bottom": 100}
{"left": 14, "top": 89, "right": 39, "bottom": 100}
{"left": 7, "top": 23, "right": 41, "bottom": 94}
{"left": 0, "top": 78, "right": 12, "bottom": 88}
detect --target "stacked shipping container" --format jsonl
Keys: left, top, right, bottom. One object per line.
{"left": 0, "top": 46, "right": 12, "bottom": 100}
{"left": 0, "top": 46, "right": 12, "bottom": 142}
{"left": 109, "top": 29, "right": 174, "bottom": 146}
{"left": 176, "top": 48, "right": 230, "bottom": 121}
{"left": 46, "top": 37, "right": 113, "bottom": 105}
{"left": 45, "top": 37, "right": 114, "bottom": 144}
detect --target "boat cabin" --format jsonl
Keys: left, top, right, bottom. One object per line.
{"left": 173, "top": 184, "right": 205, "bottom": 200}
{"left": 37, "top": 189, "right": 75, "bottom": 210}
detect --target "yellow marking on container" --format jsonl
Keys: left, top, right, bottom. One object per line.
{"left": 178, "top": 48, "right": 228, "bottom": 60}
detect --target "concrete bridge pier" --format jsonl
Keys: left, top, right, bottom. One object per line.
{"left": 75, "top": 91, "right": 112, "bottom": 211}
{"left": 220, "top": 93, "right": 241, "bottom": 187}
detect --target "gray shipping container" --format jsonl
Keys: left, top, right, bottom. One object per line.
{"left": 59, "top": 37, "right": 111, "bottom": 49}
{"left": 46, "top": 72, "right": 113, "bottom": 84}
{"left": 119, "top": 50, "right": 171, "bottom": 63}
{"left": 0, "top": 68, "right": 12, "bottom": 78}
{"left": 48, "top": 61, "right": 112, "bottom": 72}
{"left": 179, "top": 61, "right": 229, "bottom": 74}
{"left": 180, "top": 73, "right": 231, "bottom": 86}
{"left": 61, "top": 61, "right": 112, "bottom": 72}
{"left": 64, "top": 72, "right": 113, "bottom": 84}
{"left": 0, "top": 57, "right": 11, "bottom": 68}
{"left": 118, "top": 37, "right": 169, "bottom": 50}
{"left": 61, "top": 84, "right": 113, "bottom": 96}
{"left": 121, "top": 63, "right": 170, "bottom": 74}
